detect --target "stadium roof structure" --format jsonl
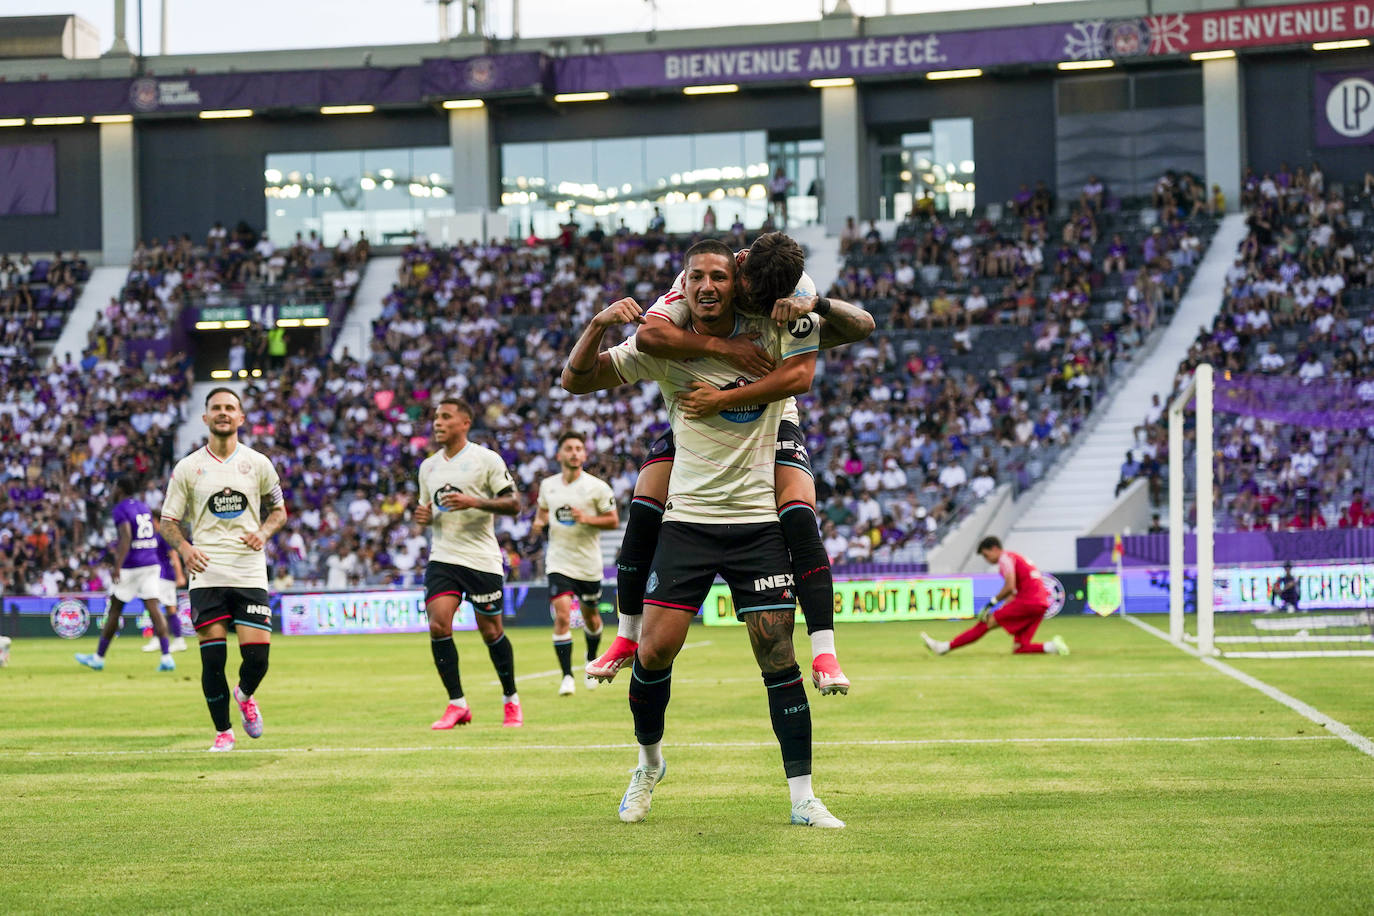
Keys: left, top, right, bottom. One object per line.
{"left": 0, "top": 0, "right": 1369, "bottom": 120}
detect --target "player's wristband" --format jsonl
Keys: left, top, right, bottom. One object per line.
{"left": 814, "top": 297, "right": 832, "bottom": 317}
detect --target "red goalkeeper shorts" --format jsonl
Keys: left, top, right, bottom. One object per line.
{"left": 994, "top": 598, "right": 1049, "bottom": 644}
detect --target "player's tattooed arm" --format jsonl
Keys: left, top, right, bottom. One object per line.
{"left": 243, "top": 504, "right": 288, "bottom": 550}
{"left": 770, "top": 296, "right": 874, "bottom": 350}
{"left": 680, "top": 352, "right": 817, "bottom": 420}
{"left": 562, "top": 298, "right": 643, "bottom": 394}
{"left": 637, "top": 317, "right": 775, "bottom": 379}
{"left": 744, "top": 610, "right": 798, "bottom": 673}
{"left": 159, "top": 517, "right": 209, "bottom": 574}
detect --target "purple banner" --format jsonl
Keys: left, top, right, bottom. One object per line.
{"left": 554, "top": 24, "right": 1073, "bottom": 92}
{"left": 1077, "top": 530, "right": 1374, "bottom": 569}
{"left": 0, "top": 143, "right": 56, "bottom": 215}
{"left": 1213, "top": 373, "right": 1374, "bottom": 427}
{"left": 0, "top": 55, "right": 546, "bottom": 119}
{"left": 1315, "top": 68, "right": 1374, "bottom": 147}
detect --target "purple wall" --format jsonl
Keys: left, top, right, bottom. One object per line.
{"left": 0, "top": 143, "right": 56, "bottom": 216}
{"left": 1078, "top": 530, "right": 1374, "bottom": 569}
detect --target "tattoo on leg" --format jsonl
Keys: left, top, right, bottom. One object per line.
{"left": 745, "top": 610, "right": 797, "bottom": 673}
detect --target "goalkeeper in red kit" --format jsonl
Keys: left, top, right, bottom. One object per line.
{"left": 922, "top": 536, "right": 1069, "bottom": 656}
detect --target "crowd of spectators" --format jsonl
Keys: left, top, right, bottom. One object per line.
{"left": 1128, "top": 162, "right": 1374, "bottom": 531}
{"left": 817, "top": 173, "right": 1217, "bottom": 559}
{"left": 0, "top": 251, "right": 87, "bottom": 360}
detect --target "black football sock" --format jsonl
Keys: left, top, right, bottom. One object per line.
{"left": 485, "top": 632, "right": 518, "bottom": 696}
{"left": 779, "top": 502, "right": 835, "bottom": 635}
{"left": 237, "top": 642, "right": 270, "bottom": 696}
{"left": 584, "top": 623, "right": 603, "bottom": 661}
{"left": 763, "top": 665, "right": 812, "bottom": 778}
{"left": 628, "top": 654, "right": 672, "bottom": 746}
{"left": 430, "top": 635, "right": 464, "bottom": 700}
{"left": 553, "top": 635, "right": 574, "bottom": 677}
{"left": 615, "top": 497, "right": 664, "bottom": 618}
{"left": 199, "top": 639, "right": 232, "bottom": 732}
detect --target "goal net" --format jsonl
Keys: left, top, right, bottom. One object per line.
{"left": 1166, "top": 365, "right": 1374, "bottom": 658}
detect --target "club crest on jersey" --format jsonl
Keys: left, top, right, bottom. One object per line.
{"left": 555, "top": 505, "right": 577, "bottom": 526}
{"left": 50, "top": 597, "right": 90, "bottom": 639}
{"left": 787, "top": 315, "right": 815, "bottom": 339}
{"left": 434, "top": 483, "right": 463, "bottom": 512}
{"left": 717, "top": 378, "right": 765, "bottom": 424}
{"left": 237, "top": 460, "right": 251, "bottom": 475}
{"left": 208, "top": 488, "right": 249, "bottom": 519}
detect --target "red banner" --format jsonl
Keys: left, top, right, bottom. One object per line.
{"left": 1188, "top": 0, "right": 1374, "bottom": 51}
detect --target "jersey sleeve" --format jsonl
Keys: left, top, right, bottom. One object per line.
{"left": 260, "top": 456, "right": 285, "bottom": 508}
{"left": 606, "top": 335, "right": 668, "bottom": 385}
{"left": 793, "top": 270, "right": 817, "bottom": 297}
{"left": 417, "top": 459, "right": 432, "bottom": 506}
{"left": 778, "top": 312, "right": 821, "bottom": 360}
{"left": 112, "top": 501, "right": 131, "bottom": 528}
{"left": 595, "top": 481, "right": 616, "bottom": 515}
{"left": 644, "top": 277, "right": 689, "bottom": 326}
{"left": 537, "top": 478, "right": 550, "bottom": 511}
{"left": 999, "top": 553, "right": 1017, "bottom": 590}
{"left": 160, "top": 466, "right": 188, "bottom": 521}
{"left": 487, "top": 453, "right": 516, "bottom": 497}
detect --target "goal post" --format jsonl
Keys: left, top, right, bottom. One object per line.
{"left": 1168, "top": 363, "right": 1213, "bottom": 654}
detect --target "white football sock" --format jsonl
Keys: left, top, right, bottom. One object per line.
{"left": 810, "top": 629, "right": 836, "bottom": 661}
{"left": 1043, "top": 641, "right": 1058, "bottom": 654}
{"left": 788, "top": 774, "right": 814, "bottom": 805}
{"left": 618, "top": 614, "right": 642, "bottom": 642}
{"left": 503, "top": 693, "right": 519, "bottom": 705}
{"left": 638, "top": 741, "right": 663, "bottom": 769}
{"left": 448, "top": 697, "right": 469, "bottom": 709}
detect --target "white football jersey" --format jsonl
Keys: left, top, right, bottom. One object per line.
{"left": 537, "top": 469, "right": 616, "bottom": 581}
{"left": 418, "top": 441, "right": 516, "bottom": 575}
{"left": 160, "top": 444, "right": 284, "bottom": 591}
{"left": 644, "top": 267, "right": 816, "bottom": 427}
{"left": 608, "top": 313, "right": 819, "bottom": 524}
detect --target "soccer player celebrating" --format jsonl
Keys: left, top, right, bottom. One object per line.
{"left": 414, "top": 398, "right": 524, "bottom": 729}
{"left": 530, "top": 431, "right": 619, "bottom": 696}
{"left": 75, "top": 475, "right": 178, "bottom": 673}
{"left": 159, "top": 388, "right": 288, "bottom": 752}
{"left": 588, "top": 233, "right": 874, "bottom": 697}
{"left": 923, "top": 536, "right": 1069, "bottom": 657}
{"left": 564, "top": 240, "right": 844, "bottom": 828}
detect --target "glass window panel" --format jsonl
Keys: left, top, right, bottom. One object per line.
{"left": 594, "top": 137, "right": 645, "bottom": 194}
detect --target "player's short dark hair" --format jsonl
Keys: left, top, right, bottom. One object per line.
{"left": 205, "top": 387, "right": 242, "bottom": 408}
{"left": 557, "top": 430, "right": 586, "bottom": 448}
{"left": 684, "top": 239, "right": 736, "bottom": 271}
{"left": 978, "top": 536, "right": 1003, "bottom": 553}
{"left": 438, "top": 397, "right": 473, "bottom": 419}
{"left": 739, "top": 232, "right": 805, "bottom": 316}
{"left": 115, "top": 474, "right": 137, "bottom": 497}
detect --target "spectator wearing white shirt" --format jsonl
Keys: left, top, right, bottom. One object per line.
{"left": 938, "top": 461, "right": 968, "bottom": 491}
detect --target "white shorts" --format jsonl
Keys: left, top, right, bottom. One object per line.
{"left": 157, "top": 577, "right": 177, "bottom": 609}
{"left": 111, "top": 565, "right": 164, "bottom": 604}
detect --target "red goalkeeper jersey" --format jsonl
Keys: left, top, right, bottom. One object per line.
{"left": 999, "top": 551, "right": 1050, "bottom": 605}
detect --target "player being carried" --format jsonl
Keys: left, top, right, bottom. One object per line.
{"left": 564, "top": 239, "right": 844, "bottom": 828}
{"left": 530, "top": 431, "right": 619, "bottom": 696}
{"left": 586, "top": 232, "right": 875, "bottom": 696}
{"left": 923, "top": 536, "right": 1069, "bottom": 657}
{"left": 414, "top": 398, "right": 525, "bottom": 729}
{"left": 159, "top": 388, "right": 288, "bottom": 751}
{"left": 75, "top": 475, "right": 178, "bottom": 673}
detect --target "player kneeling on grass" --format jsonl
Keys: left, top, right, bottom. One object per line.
{"left": 923, "top": 536, "right": 1068, "bottom": 657}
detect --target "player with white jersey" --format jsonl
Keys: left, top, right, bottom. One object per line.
{"left": 531, "top": 430, "right": 619, "bottom": 696}
{"left": 563, "top": 239, "right": 844, "bottom": 829}
{"left": 414, "top": 397, "right": 524, "bottom": 729}
{"left": 159, "top": 387, "right": 288, "bottom": 752}
{"left": 75, "top": 475, "right": 178, "bottom": 673}
{"left": 588, "top": 232, "right": 875, "bottom": 698}
{"left": 923, "top": 535, "right": 1069, "bottom": 657}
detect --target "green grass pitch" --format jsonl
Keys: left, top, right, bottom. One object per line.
{"left": 4, "top": 616, "right": 1373, "bottom": 914}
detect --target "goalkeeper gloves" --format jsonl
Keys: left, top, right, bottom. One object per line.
{"left": 977, "top": 601, "right": 996, "bottom": 624}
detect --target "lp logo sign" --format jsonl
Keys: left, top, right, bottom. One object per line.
{"left": 1326, "top": 77, "right": 1374, "bottom": 139}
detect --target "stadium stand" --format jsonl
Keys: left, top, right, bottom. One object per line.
{"left": 818, "top": 176, "right": 1219, "bottom": 562}
{"left": 1134, "top": 168, "right": 1374, "bottom": 531}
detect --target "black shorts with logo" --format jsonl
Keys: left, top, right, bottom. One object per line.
{"left": 190, "top": 587, "right": 272, "bottom": 633}
{"left": 643, "top": 521, "right": 796, "bottom": 616}
{"left": 424, "top": 560, "right": 505, "bottom": 616}
{"left": 638, "top": 421, "right": 812, "bottom": 477}
{"left": 548, "top": 572, "right": 603, "bottom": 607}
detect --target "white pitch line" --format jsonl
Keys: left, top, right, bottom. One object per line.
{"left": 497, "top": 639, "right": 713, "bottom": 684}
{"left": 1124, "top": 614, "right": 1374, "bottom": 760}
{"left": 15, "top": 734, "right": 1338, "bottom": 759}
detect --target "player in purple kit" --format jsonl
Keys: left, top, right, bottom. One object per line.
{"left": 142, "top": 534, "right": 190, "bottom": 654}
{"left": 76, "top": 476, "right": 177, "bottom": 672}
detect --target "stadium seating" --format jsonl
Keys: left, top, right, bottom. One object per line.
{"left": 0, "top": 251, "right": 89, "bottom": 351}
{"left": 819, "top": 178, "right": 1219, "bottom": 559}
{"left": 1134, "top": 169, "right": 1374, "bottom": 530}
